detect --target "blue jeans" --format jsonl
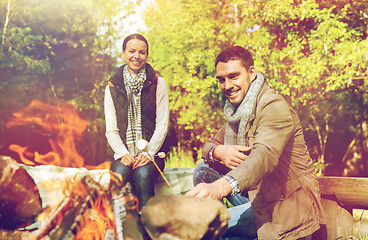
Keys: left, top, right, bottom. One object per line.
{"left": 193, "top": 161, "right": 257, "bottom": 240}
{"left": 110, "top": 158, "right": 164, "bottom": 210}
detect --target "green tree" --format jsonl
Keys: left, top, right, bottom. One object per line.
{"left": 143, "top": 0, "right": 248, "bottom": 160}
{"left": 142, "top": 0, "right": 368, "bottom": 174}
{"left": 0, "top": 0, "right": 138, "bottom": 165}
{"left": 241, "top": 0, "right": 368, "bottom": 175}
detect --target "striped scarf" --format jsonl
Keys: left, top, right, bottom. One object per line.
{"left": 224, "top": 72, "right": 264, "bottom": 146}
{"left": 123, "top": 65, "right": 146, "bottom": 157}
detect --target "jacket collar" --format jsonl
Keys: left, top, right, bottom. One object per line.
{"left": 109, "top": 63, "right": 157, "bottom": 90}
{"left": 244, "top": 82, "right": 269, "bottom": 133}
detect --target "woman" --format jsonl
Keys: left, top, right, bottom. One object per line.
{"left": 104, "top": 33, "right": 169, "bottom": 209}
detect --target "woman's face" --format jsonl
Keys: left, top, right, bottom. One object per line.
{"left": 122, "top": 39, "right": 148, "bottom": 74}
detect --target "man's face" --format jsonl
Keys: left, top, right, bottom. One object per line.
{"left": 216, "top": 60, "right": 257, "bottom": 106}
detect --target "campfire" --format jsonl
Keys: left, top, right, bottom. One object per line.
{"left": 1, "top": 100, "right": 138, "bottom": 239}
{"left": 32, "top": 174, "right": 117, "bottom": 240}
{"left": 0, "top": 155, "right": 143, "bottom": 240}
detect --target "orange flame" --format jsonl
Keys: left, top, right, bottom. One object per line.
{"left": 74, "top": 196, "right": 117, "bottom": 239}
{"left": 74, "top": 181, "right": 117, "bottom": 239}
{"left": 7, "top": 100, "right": 119, "bottom": 238}
{"left": 7, "top": 100, "right": 88, "bottom": 168}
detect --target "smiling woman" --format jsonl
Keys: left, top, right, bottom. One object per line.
{"left": 104, "top": 33, "right": 170, "bottom": 210}
{"left": 122, "top": 36, "right": 149, "bottom": 74}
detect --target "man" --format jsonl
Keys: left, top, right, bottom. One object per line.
{"left": 186, "top": 46, "right": 325, "bottom": 239}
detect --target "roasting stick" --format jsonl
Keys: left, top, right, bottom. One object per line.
{"left": 151, "top": 155, "right": 177, "bottom": 195}
{"left": 137, "top": 139, "right": 176, "bottom": 195}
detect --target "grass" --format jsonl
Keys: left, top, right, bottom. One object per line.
{"left": 329, "top": 210, "right": 368, "bottom": 239}
{"left": 354, "top": 209, "right": 368, "bottom": 222}
{"left": 352, "top": 209, "right": 368, "bottom": 239}
{"left": 164, "top": 146, "right": 197, "bottom": 168}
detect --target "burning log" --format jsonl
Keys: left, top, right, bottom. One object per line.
{"left": 31, "top": 173, "right": 147, "bottom": 240}
{"left": 0, "top": 156, "right": 42, "bottom": 230}
{"left": 110, "top": 181, "right": 144, "bottom": 240}
{"left": 0, "top": 229, "right": 33, "bottom": 239}
{"left": 32, "top": 175, "right": 116, "bottom": 240}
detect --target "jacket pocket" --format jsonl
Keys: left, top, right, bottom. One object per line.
{"left": 264, "top": 178, "right": 312, "bottom": 236}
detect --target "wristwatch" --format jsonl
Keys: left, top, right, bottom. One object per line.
{"left": 222, "top": 175, "right": 241, "bottom": 197}
{"left": 204, "top": 145, "right": 218, "bottom": 164}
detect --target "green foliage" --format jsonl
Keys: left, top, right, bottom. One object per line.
{"left": 1, "top": 0, "right": 368, "bottom": 173}
{"left": 238, "top": 0, "right": 368, "bottom": 105}
{"left": 143, "top": 0, "right": 244, "bottom": 152}
{"left": 142, "top": 0, "right": 368, "bottom": 174}
{"left": 0, "top": 0, "right": 139, "bottom": 165}
{"left": 314, "top": 162, "right": 329, "bottom": 177}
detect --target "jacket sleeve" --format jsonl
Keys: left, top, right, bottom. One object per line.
{"left": 147, "top": 76, "right": 170, "bottom": 157}
{"left": 202, "top": 125, "right": 226, "bottom": 161}
{"left": 228, "top": 95, "right": 295, "bottom": 191}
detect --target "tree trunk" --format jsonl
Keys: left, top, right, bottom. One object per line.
{"left": 342, "top": 120, "right": 368, "bottom": 177}
{"left": 1, "top": 0, "right": 11, "bottom": 52}
{"left": 311, "top": 113, "right": 329, "bottom": 175}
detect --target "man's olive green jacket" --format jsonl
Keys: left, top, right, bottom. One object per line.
{"left": 203, "top": 83, "right": 326, "bottom": 240}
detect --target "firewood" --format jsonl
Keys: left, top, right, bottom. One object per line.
{"left": 32, "top": 175, "right": 113, "bottom": 240}
{"left": 0, "top": 156, "right": 42, "bottom": 230}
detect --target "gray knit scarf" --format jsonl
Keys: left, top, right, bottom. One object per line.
{"left": 123, "top": 65, "right": 146, "bottom": 157}
{"left": 224, "top": 72, "right": 265, "bottom": 146}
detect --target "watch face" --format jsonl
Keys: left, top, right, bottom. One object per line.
{"left": 234, "top": 185, "right": 240, "bottom": 196}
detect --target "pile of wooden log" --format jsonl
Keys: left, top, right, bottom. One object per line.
{"left": 0, "top": 156, "right": 230, "bottom": 240}
{"left": 0, "top": 156, "right": 137, "bottom": 240}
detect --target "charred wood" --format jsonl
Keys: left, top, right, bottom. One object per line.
{"left": 111, "top": 181, "right": 144, "bottom": 240}
{"left": 32, "top": 175, "right": 115, "bottom": 240}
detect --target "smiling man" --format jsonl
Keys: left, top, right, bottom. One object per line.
{"left": 186, "top": 46, "right": 326, "bottom": 240}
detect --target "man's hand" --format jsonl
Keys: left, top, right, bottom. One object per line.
{"left": 214, "top": 145, "right": 252, "bottom": 169}
{"left": 120, "top": 153, "right": 135, "bottom": 166}
{"left": 185, "top": 178, "right": 232, "bottom": 200}
{"left": 132, "top": 153, "right": 151, "bottom": 169}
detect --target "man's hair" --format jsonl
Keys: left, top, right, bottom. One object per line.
{"left": 215, "top": 46, "right": 254, "bottom": 70}
{"left": 122, "top": 33, "right": 149, "bottom": 54}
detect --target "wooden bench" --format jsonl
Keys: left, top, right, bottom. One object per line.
{"left": 316, "top": 176, "right": 368, "bottom": 239}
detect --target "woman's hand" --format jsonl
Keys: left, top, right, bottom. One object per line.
{"left": 132, "top": 153, "right": 151, "bottom": 169}
{"left": 120, "top": 153, "right": 135, "bottom": 166}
